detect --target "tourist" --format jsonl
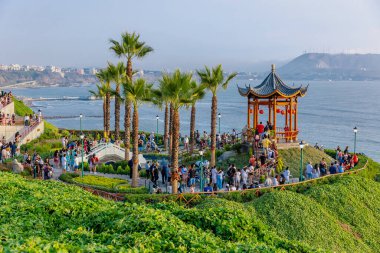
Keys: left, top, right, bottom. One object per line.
{"left": 319, "top": 158, "right": 327, "bottom": 176}
{"left": 189, "top": 184, "right": 195, "bottom": 193}
{"left": 153, "top": 165, "right": 159, "bottom": 186}
{"left": 61, "top": 154, "right": 67, "bottom": 172}
{"left": 262, "top": 135, "right": 271, "bottom": 156}
{"left": 247, "top": 164, "right": 254, "bottom": 184}
{"left": 211, "top": 166, "right": 217, "bottom": 185}
{"left": 216, "top": 169, "right": 224, "bottom": 189}
{"left": 184, "top": 135, "right": 189, "bottom": 152}
{"left": 226, "top": 164, "right": 236, "bottom": 185}
{"left": 234, "top": 168, "right": 241, "bottom": 188}
{"left": 74, "top": 154, "right": 80, "bottom": 172}
{"left": 273, "top": 175, "right": 280, "bottom": 186}
{"left": 312, "top": 164, "right": 320, "bottom": 178}
{"left": 264, "top": 175, "right": 273, "bottom": 187}
{"left": 203, "top": 183, "right": 213, "bottom": 192}
{"left": 161, "top": 160, "right": 169, "bottom": 184}
{"left": 241, "top": 167, "right": 248, "bottom": 185}
{"left": 338, "top": 163, "right": 344, "bottom": 173}
{"left": 283, "top": 167, "right": 290, "bottom": 183}
{"left": 329, "top": 162, "right": 337, "bottom": 174}
{"left": 306, "top": 161, "right": 313, "bottom": 179}
{"left": 254, "top": 131, "right": 260, "bottom": 148}
{"left": 145, "top": 161, "right": 151, "bottom": 179}
{"left": 256, "top": 121, "right": 265, "bottom": 135}
{"left": 188, "top": 164, "right": 196, "bottom": 186}
{"left": 249, "top": 155, "right": 256, "bottom": 166}
{"left": 91, "top": 154, "right": 99, "bottom": 174}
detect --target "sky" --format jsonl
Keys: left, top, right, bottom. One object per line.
{"left": 0, "top": 0, "right": 380, "bottom": 71}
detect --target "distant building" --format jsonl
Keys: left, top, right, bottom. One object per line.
{"left": 0, "top": 65, "right": 8, "bottom": 71}
{"left": 77, "top": 68, "right": 84, "bottom": 75}
{"left": 91, "top": 68, "right": 98, "bottom": 75}
{"left": 9, "top": 64, "right": 21, "bottom": 71}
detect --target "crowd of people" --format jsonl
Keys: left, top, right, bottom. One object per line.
{"left": 0, "top": 91, "right": 12, "bottom": 109}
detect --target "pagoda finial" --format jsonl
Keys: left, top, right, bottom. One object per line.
{"left": 271, "top": 64, "right": 276, "bottom": 73}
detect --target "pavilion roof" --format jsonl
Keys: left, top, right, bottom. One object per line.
{"left": 238, "top": 65, "right": 308, "bottom": 98}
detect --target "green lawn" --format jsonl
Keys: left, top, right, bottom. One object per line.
{"left": 278, "top": 146, "right": 333, "bottom": 177}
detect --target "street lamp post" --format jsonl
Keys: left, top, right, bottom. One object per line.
{"left": 353, "top": 127, "right": 358, "bottom": 155}
{"left": 199, "top": 150, "right": 204, "bottom": 191}
{"left": 80, "top": 114, "right": 84, "bottom": 178}
{"left": 218, "top": 113, "right": 221, "bottom": 134}
{"left": 299, "top": 141, "right": 305, "bottom": 182}
{"left": 156, "top": 115, "right": 159, "bottom": 135}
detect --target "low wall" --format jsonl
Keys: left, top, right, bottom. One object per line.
{"left": 0, "top": 102, "right": 15, "bottom": 115}
{"left": 19, "top": 121, "right": 44, "bottom": 145}
{"left": 0, "top": 125, "right": 25, "bottom": 141}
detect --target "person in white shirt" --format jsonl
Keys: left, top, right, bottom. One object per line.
{"left": 306, "top": 162, "right": 313, "bottom": 179}
{"left": 241, "top": 167, "right": 248, "bottom": 185}
{"left": 184, "top": 135, "right": 189, "bottom": 152}
{"left": 283, "top": 167, "right": 290, "bottom": 183}
{"left": 264, "top": 176, "right": 273, "bottom": 187}
{"left": 211, "top": 166, "right": 217, "bottom": 185}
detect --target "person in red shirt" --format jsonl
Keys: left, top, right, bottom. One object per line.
{"left": 352, "top": 154, "right": 359, "bottom": 165}
{"left": 256, "top": 122, "right": 265, "bottom": 134}
{"left": 249, "top": 155, "right": 256, "bottom": 166}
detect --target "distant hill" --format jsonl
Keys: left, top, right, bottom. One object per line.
{"left": 277, "top": 53, "right": 380, "bottom": 81}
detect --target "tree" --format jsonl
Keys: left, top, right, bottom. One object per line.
{"left": 151, "top": 75, "right": 171, "bottom": 151}
{"left": 107, "top": 62, "right": 126, "bottom": 141}
{"left": 197, "top": 65, "right": 237, "bottom": 166}
{"left": 89, "top": 84, "right": 107, "bottom": 137}
{"left": 109, "top": 32, "right": 153, "bottom": 161}
{"left": 155, "top": 70, "right": 194, "bottom": 193}
{"left": 95, "top": 69, "right": 113, "bottom": 139}
{"left": 122, "top": 78, "right": 152, "bottom": 187}
{"left": 188, "top": 81, "right": 206, "bottom": 154}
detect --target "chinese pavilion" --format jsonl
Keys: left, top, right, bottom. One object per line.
{"left": 238, "top": 64, "right": 308, "bottom": 142}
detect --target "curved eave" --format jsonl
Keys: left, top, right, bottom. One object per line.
{"left": 238, "top": 85, "right": 309, "bottom": 98}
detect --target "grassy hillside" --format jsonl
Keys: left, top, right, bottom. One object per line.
{"left": 0, "top": 172, "right": 315, "bottom": 252}
{"left": 1, "top": 157, "right": 380, "bottom": 252}
{"left": 13, "top": 99, "right": 33, "bottom": 116}
{"left": 278, "top": 146, "right": 333, "bottom": 177}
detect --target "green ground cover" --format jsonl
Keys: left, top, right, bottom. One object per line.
{"left": 13, "top": 99, "right": 33, "bottom": 116}
{"left": 278, "top": 146, "right": 333, "bottom": 177}
{"left": 73, "top": 175, "right": 127, "bottom": 188}
{"left": 2, "top": 168, "right": 380, "bottom": 252}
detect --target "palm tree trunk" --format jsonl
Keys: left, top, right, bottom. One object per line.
{"left": 115, "top": 84, "right": 120, "bottom": 140}
{"left": 210, "top": 94, "right": 217, "bottom": 167}
{"left": 171, "top": 108, "right": 180, "bottom": 194}
{"left": 189, "top": 104, "right": 196, "bottom": 154}
{"left": 164, "top": 103, "right": 169, "bottom": 150}
{"left": 124, "top": 58, "right": 132, "bottom": 161}
{"left": 168, "top": 103, "right": 173, "bottom": 157}
{"left": 124, "top": 101, "right": 131, "bottom": 161}
{"left": 103, "top": 97, "right": 106, "bottom": 137}
{"left": 131, "top": 103, "right": 139, "bottom": 187}
{"left": 106, "top": 92, "right": 111, "bottom": 139}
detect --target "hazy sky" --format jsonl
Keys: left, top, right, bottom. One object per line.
{"left": 0, "top": 0, "right": 379, "bottom": 71}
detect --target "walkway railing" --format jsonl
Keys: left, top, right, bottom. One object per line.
{"left": 7, "top": 119, "right": 42, "bottom": 143}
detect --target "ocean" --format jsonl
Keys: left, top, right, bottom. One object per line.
{"left": 11, "top": 80, "right": 380, "bottom": 161}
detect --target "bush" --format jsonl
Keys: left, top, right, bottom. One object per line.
{"left": 58, "top": 172, "right": 79, "bottom": 183}
{"left": 116, "top": 166, "right": 124, "bottom": 174}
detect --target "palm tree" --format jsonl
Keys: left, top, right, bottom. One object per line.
{"left": 95, "top": 69, "right": 112, "bottom": 139}
{"left": 108, "top": 62, "right": 126, "bottom": 140}
{"left": 197, "top": 65, "right": 237, "bottom": 167}
{"left": 89, "top": 84, "right": 107, "bottom": 136}
{"left": 188, "top": 81, "right": 206, "bottom": 154}
{"left": 122, "top": 78, "right": 152, "bottom": 187}
{"left": 109, "top": 32, "right": 153, "bottom": 161}
{"left": 156, "top": 70, "right": 194, "bottom": 193}
{"left": 151, "top": 74, "right": 171, "bottom": 151}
